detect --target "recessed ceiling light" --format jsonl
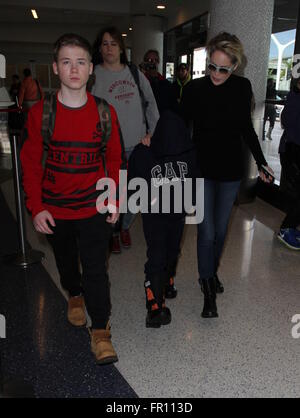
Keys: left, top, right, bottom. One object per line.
{"left": 122, "top": 33, "right": 127, "bottom": 37}
{"left": 129, "top": 27, "right": 133, "bottom": 31}
{"left": 157, "top": 5, "right": 166, "bottom": 9}
{"left": 31, "top": 9, "right": 38, "bottom": 19}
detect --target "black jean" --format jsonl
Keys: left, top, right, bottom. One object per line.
{"left": 142, "top": 214, "right": 185, "bottom": 308}
{"left": 46, "top": 213, "right": 112, "bottom": 329}
{"left": 280, "top": 143, "right": 300, "bottom": 229}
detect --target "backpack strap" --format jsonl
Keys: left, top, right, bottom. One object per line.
{"left": 93, "top": 96, "right": 112, "bottom": 176}
{"left": 41, "top": 93, "right": 56, "bottom": 151}
{"left": 128, "top": 63, "right": 149, "bottom": 132}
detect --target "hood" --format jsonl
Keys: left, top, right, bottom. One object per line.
{"left": 150, "top": 110, "right": 194, "bottom": 157}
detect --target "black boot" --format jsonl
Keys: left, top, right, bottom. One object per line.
{"left": 200, "top": 274, "right": 224, "bottom": 294}
{"left": 146, "top": 307, "right": 172, "bottom": 328}
{"left": 200, "top": 277, "right": 218, "bottom": 318}
{"left": 214, "top": 274, "right": 224, "bottom": 294}
{"left": 146, "top": 309, "right": 162, "bottom": 328}
{"left": 160, "top": 307, "right": 172, "bottom": 325}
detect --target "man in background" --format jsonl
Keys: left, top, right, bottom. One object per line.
{"left": 173, "top": 63, "right": 192, "bottom": 104}
{"left": 18, "top": 68, "right": 44, "bottom": 111}
{"left": 143, "top": 49, "right": 178, "bottom": 114}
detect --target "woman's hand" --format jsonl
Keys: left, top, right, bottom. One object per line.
{"left": 33, "top": 210, "right": 55, "bottom": 234}
{"left": 259, "top": 165, "right": 274, "bottom": 183}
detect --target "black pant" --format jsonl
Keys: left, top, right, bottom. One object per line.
{"left": 142, "top": 214, "right": 185, "bottom": 308}
{"left": 280, "top": 143, "right": 300, "bottom": 229}
{"left": 264, "top": 104, "right": 276, "bottom": 129}
{"left": 46, "top": 213, "right": 112, "bottom": 329}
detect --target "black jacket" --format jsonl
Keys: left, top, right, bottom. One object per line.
{"left": 128, "top": 110, "right": 197, "bottom": 217}
{"left": 181, "top": 75, "right": 267, "bottom": 181}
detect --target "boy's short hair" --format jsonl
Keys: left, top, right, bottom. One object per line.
{"left": 53, "top": 33, "right": 92, "bottom": 62}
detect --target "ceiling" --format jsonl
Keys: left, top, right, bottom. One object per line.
{"left": 0, "top": 0, "right": 298, "bottom": 37}
{"left": 0, "top": 0, "right": 177, "bottom": 30}
{"left": 0, "top": 0, "right": 299, "bottom": 65}
{"left": 273, "top": 0, "right": 299, "bottom": 32}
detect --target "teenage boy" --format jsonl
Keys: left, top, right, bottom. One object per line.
{"left": 20, "top": 33, "right": 126, "bottom": 365}
{"left": 92, "top": 26, "right": 159, "bottom": 253}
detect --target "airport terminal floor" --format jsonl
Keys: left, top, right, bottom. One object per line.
{"left": 0, "top": 153, "right": 300, "bottom": 399}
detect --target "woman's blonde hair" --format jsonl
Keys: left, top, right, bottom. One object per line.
{"left": 206, "top": 32, "right": 244, "bottom": 67}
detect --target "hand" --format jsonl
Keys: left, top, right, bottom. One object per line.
{"left": 140, "top": 133, "right": 151, "bottom": 147}
{"left": 33, "top": 210, "right": 55, "bottom": 234}
{"left": 106, "top": 205, "right": 120, "bottom": 224}
{"left": 259, "top": 165, "right": 274, "bottom": 183}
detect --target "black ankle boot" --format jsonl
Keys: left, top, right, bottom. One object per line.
{"left": 200, "top": 274, "right": 224, "bottom": 294}
{"left": 201, "top": 277, "right": 218, "bottom": 318}
{"left": 214, "top": 274, "right": 224, "bottom": 294}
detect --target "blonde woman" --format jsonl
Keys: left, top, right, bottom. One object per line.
{"left": 182, "top": 32, "right": 273, "bottom": 318}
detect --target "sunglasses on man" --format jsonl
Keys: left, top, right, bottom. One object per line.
{"left": 207, "top": 61, "right": 235, "bottom": 75}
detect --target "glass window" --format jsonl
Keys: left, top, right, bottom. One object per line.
{"left": 164, "top": 12, "right": 209, "bottom": 78}
{"left": 261, "top": 0, "right": 299, "bottom": 185}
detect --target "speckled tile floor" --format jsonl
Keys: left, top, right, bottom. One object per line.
{"left": 0, "top": 188, "right": 137, "bottom": 398}
{"left": 1, "top": 174, "right": 300, "bottom": 398}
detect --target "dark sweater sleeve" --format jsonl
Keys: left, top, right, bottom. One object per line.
{"left": 240, "top": 78, "right": 267, "bottom": 168}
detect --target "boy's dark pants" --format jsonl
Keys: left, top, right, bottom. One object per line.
{"left": 142, "top": 213, "right": 185, "bottom": 310}
{"left": 46, "top": 213, "right": 112, "bottom": 329}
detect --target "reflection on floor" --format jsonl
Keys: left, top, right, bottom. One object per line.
{"left": 261, "top": 120, "right": 283, "bottom": 182}
{"left": 1, "top": 171, "right": 300, "bottom": 398}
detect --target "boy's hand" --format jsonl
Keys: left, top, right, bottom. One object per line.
{"left": 140, "top": 133, "right": 151, "bottom": 147}
{"left": 106, "top": 204, "right": 120, "bottom": 224}
{"left": 33, "top": 210, "right": 56, "bottom": 234}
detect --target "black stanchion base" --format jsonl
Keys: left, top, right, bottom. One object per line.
{"left": 0, "top": 379, "right": 35, "bottom": 398}
{"left": 3, "top": 249, "right": 44, "bottom": 268}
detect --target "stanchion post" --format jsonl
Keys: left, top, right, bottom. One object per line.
{"left": 10, "top": 133, "right": 27, "bottom": 255}
{"left": 4, "top": 131, "right": 44, "bottom": 268}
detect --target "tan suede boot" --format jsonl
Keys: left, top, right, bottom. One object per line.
{"left": 67, "top": 295, "right": 86, "bottom": 327}
{"left": 89, "top": 324, "right": 118, "bottom": 365}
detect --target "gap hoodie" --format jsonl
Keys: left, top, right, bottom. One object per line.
{"left": 128, "top": 110, "right": 198, "bottom": 217}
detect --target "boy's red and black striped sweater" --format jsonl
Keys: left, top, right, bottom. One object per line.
{"left": 21, "top": 92, "right": 126, "bottom": 220}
